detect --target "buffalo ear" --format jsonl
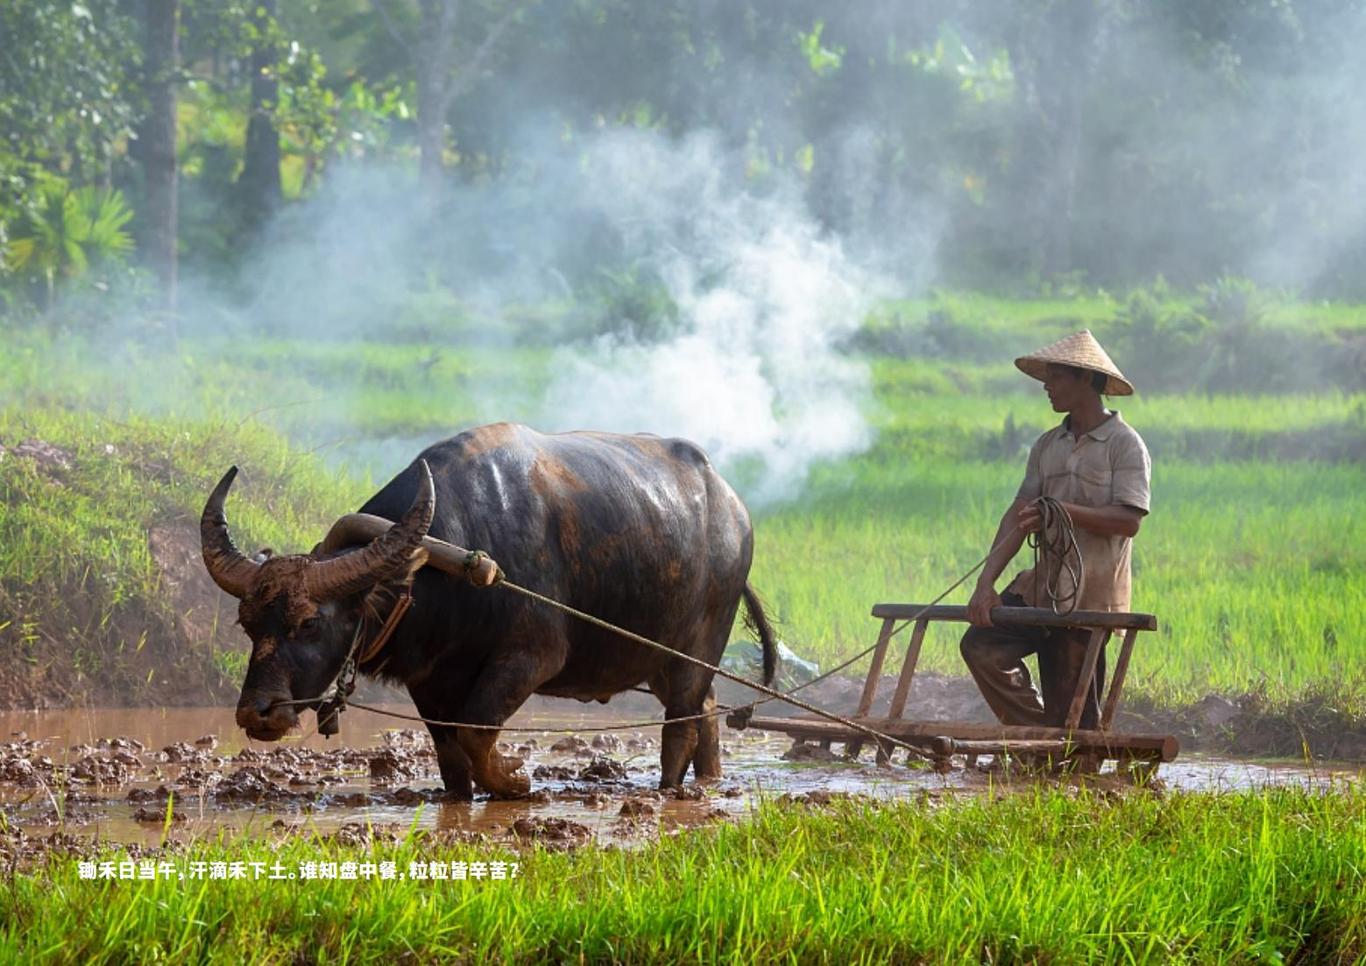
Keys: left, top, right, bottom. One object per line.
{"left": 252, "top": 547, "right": 275, "bottom": 563}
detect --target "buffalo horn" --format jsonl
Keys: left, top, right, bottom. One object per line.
{"left": 302, "top": 459, "right": 438, "bottom": 599}
{"left": 200, "top": 466, "right": 261, "bottom": 599}
{"left": 318, "top": 515, "right": 501, "bottom": 589}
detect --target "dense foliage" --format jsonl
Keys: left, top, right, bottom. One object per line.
{"left": 4, "top": 0, "right": 1366, "bottom": 327}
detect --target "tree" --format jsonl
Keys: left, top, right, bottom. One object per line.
{"left": 0, "top": 3, "right": 138, "bottom": 206}
{"left": 992, "top": 0, "right": 1116, "bottom": 280}
{"left": 238, "top": 0, "right": 284, "bottom": 228}
{"left": 5, "top": 184, "right": 134, "bottom": 314}
{"left": 370, "top": 0, "right": 527, "bottom": 191}
{"left": 139, "top": 0, "right": 181, "bottom": 326}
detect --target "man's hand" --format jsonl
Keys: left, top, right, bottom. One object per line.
{"left": 967, "top": 583, "right": 1001, "bottom": 627}
{"left": 1016, "top": 501, "right": 1042, "bottom": 534}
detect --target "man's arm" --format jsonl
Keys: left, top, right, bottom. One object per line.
{"left": 1018, "top": 501, "right": 1145, "bottom": 539}
{"left": 966, "top": 497, "right": 1029, "bottom": 626}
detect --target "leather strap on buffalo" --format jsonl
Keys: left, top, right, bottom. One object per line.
{"left": 355, "top": 590, "right": 413, "bottom": 666}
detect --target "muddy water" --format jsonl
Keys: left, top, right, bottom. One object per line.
{"left": 0, "top": 704, "right": 1358, "bottom": 849}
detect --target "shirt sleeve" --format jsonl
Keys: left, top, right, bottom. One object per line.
{"left": 1014, "top": 435, "right": 1045, "bottom": 501}
{"left": 1111, "top": 431, "right": 1151, "bottom": 513}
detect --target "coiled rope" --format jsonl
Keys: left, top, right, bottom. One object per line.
{"left": 1028, "top": 496, "right": 1083, "bottom": 616}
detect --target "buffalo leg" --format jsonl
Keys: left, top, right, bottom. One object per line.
{"left": 652, "top": 668, "right": 720, "bottom": 788}
{"left": 659, "top": 716, "right": 699, "bottom": 788}
{"left": 455, "top": 649, "right": 562, "bottom": 799}
{"left": 430, "top": 727, "right": 475, "bottom": 800}
{"left": 409, "top": 682, "right": 476, "bottom": 800}
{"left": 690, "top": 686, "right": 723, "bottom": 781}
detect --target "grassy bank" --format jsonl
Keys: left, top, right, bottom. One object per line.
{"left": 0, "top": 407, "right": 368, "bottom": 706}
{"left": 3, "top": 790, "right": 1364, "bottom": 962}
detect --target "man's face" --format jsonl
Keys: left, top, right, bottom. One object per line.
{"left": 1041, "top": 363, "right": 1095, "bottom": 413}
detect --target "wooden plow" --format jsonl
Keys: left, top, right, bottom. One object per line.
{"left": 728, "top": 603, "right": 1178, "bottom": 778}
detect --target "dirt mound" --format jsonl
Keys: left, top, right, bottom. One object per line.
{"left": 147, "top": 520, "right": 238, "bottom": 663}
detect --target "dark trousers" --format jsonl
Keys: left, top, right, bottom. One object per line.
{"left": 959, "top": 593, "right": 1106, "bottom": 729}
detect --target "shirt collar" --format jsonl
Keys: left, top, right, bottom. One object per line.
{"left": 1062, "top": 410, "right": 1122, "bottom": 441}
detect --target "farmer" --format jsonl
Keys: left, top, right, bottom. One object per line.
{"left": 960, "top": 330, "right": 1150, "bottom": 730}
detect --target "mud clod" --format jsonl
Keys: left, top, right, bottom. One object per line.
{"left": 618, "top": 798, "right": 656, "bottom": 818}
{"left": 782, "top": 742, "right": 840, "bottom": 763}
{"left": 1, "top": 758, "right": 46, "bottom": 785}
{"left": 577, "top": 757, "right": 628, "bottom": 782}
{"left": 70, "top": 754, "right": 136, "bottom": 785}
{"left": 213, "top": 768, "right": 299, "bottom": 803}
{"left": 368, "top": 749, "right": 428, "bottom": 784}
{"left": 531, "top": 764, "right": 575, "bottom": 780}
{"left": 173, "top": 766, "right": 223, "bottom": 789}
{"left": 511, "top": 816, "right": 591, "bottom": 846}
{"left": 328, "top": 822, "right": 400, "bottom": 847}
{"left": 131, "top": 806, "right": 184, "bottom": 824}
{"left": 162, "top": 742, "right": 202, "bottom": 763}
{"left": 127, "top": 785, "right": 175, "bottom": 803}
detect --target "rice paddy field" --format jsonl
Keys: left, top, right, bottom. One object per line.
{"left": 2, "top": 291, "right": 1364, "bottom": 962}
{"left": 3, "top": 292, "right": 1362, "bottom": 713}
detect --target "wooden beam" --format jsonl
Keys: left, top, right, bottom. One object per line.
{"left": 745, "top": 714, "right": 1179, "bottom": 761}
{"left": 1064, "top": 627, "right": 1110, "bottom": 730}
{"left": 930, "top": 738, "right": 1069, "bottom": 756}
{"left": 886, "top": 618, "right": 929, "bottom": 720}
{"left": 855, "top": 618, "right": 896, "bottom": 717}
{"left": 871, "top": 604, "right": 1157, "bottom": 632}
{"left": 1101, "top": 628, "right": 1140, "bottom": 731}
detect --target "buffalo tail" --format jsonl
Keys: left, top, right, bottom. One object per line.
{"left": 741, "top": 583, "right": 778, "bottom": 685}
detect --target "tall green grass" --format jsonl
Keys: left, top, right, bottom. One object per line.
{"left": 2, "top": 790, "right": 1363, "bottom": 962}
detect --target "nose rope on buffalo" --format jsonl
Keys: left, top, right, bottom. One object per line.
{"left": 283, "top": 513, "right": 1070, "bottom": 755}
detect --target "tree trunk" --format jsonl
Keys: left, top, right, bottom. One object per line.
{"left": 415, "top": 0, "right": 458, "bottom": 193}
{"left": 1006, "top": 0, "right": 1111, "bottom": 280}
{"left": 140, "top": 0, "right": 179, "bottom": 331}
{"left": 239, "top": 0, "right": 282, "bottom": 229}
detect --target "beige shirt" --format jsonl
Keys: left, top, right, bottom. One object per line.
{"left": 1005, "top": 411, "right": 1151, "bottom": 612}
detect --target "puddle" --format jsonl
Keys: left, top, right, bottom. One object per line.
{"left": 0, "top": 704, "right": 1358, "bottom": 851}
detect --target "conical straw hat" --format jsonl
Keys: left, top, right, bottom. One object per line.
{"left": 1014, "top": 329, "right": 1134, "bottom": 396}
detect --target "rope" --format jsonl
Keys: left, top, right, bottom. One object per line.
{"left": 273, "top": 522, "right": 1032, "bottom": 749}
{"left": 1028, "top": 496, "right": 1083, "bottom": 616}
{"left": 488, "top": 579, "right": 924, "bottom": 753}
{"left": 334, "top": 547, "right": 1004, "bottom": 749}
{"left": 345, "top": 698, "right": 722, "bottom": 733}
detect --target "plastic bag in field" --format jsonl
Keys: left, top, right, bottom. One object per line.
{"left": 720, "top": 639, "right": 820, "bottom": 690}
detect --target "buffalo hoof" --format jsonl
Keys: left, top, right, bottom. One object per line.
{"left": 478, "top": 755, "right": 530, "bottom": 799}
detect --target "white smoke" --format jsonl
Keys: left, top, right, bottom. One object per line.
{"left": 532, "top": 130, "right": 876, "bottom": 505}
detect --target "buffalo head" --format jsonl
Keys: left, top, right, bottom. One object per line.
{"left": 201, "top": 461, "right": 435, "bottom": 740}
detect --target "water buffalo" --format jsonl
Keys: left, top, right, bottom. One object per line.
{"left": 201, "top": 422, "right": 776, "bottom": 799}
